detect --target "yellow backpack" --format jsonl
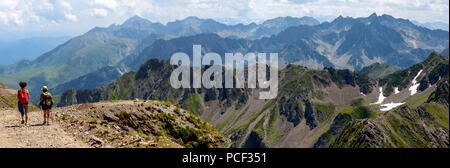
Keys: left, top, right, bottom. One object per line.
{"left": 41, "top": 92, "right": 53, "bottom": 106}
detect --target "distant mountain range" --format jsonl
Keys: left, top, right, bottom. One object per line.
{"left": 124, "top": 13, "right": 449, "bottom": 71}
{"left": 0, "top": 15, "right": 321, "bottom": 102}
{"left": 51, "top": 66, "right": 126, "bottom": 95}
{"left": 0, "top": 36, "right": 71, "bottom": 66}
{"left": 0, "top": 13, "right": 448, "bottom": 105}
{"left": 89, "top": 15, "right": 320, "bottom": 40}
{"left": 412, "top": 20, "right": 449, "bottom": 31}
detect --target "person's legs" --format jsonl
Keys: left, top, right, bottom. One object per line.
{"left": 43, "top": 109, "right": 47, "bottom": 124}
{"left": 45, "top": 110, "right": 49, "bottom": 124}
{"left": 24, "top": 105, "right": 28, "bottom": 125}
{"left": 18, "top": 102, "right": 24, "bottom": 124}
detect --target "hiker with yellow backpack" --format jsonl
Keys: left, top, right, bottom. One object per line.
{"left": 39, "top": 86, "right": 54, "bottom": 125}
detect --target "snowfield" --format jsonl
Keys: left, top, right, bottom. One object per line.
{"left": 380, "top": 102, "right": 405, "bottom": 111}
{"left": 409, "top": 69, "right": 423, "bottom": 95}
{"left": 394, "top": 87, "right": 400, "bottom": 94}
{"left": 372, "top": 87, "right": 386, "bottom": 104}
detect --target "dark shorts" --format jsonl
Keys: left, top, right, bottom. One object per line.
{"left": 18, "top": 101, "right": 28, "bottom": 116}
{"left": 42, "top": 105, "right": 53, "bottom": 110}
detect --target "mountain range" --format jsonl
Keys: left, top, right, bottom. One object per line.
{"left": 412, "top": 20, "right": 449, "bottom": 31}
{"left": 0, "top": 13, "right": 448, "bottom": 107}
{"left": 58, "top": 52, "right": 449, "bottom": 148}
{"left": 0, "top": 15, "right": 320, "bottom": 103}
{"left": 124, "top": 13, "right": 449, "bottom": 71}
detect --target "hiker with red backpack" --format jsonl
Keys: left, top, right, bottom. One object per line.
{"left": 17, "top": 81, "right": 30, "bottom": 126}
{"left": 39, "top": 86, "right": 54, "bottom": 125}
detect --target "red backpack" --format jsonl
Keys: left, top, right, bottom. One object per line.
{"left": 18, "top": 89, "right": 29, "bottom": 104}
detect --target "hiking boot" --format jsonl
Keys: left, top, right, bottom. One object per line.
{"left": 21, "top": 120, "right": 24, "bottom": 124}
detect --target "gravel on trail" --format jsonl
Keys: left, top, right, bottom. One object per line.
{"left": 0, "top": 109, "right": 90, "bottom": 148}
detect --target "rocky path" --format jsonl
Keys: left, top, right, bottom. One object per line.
{"left": 0, "top": 109, "right": 90, "bottom": 148}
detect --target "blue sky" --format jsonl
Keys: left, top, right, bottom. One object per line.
{"left": 0, "top": 0, "right": 449, "bottom": 39}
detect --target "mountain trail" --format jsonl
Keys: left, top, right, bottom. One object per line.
{"left": 0, "top": 108, "right": 90, "bottom": 148}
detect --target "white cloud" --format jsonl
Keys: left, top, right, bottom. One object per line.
{"left": 0, "top": 0, "right": 448, "bottom": 36}
{"left": 94, "top": 0, "right": 118, "bottom": 9}
{"left": 60, "top": 1, "right": 72, "bottom": 11}
{"left": 65, "top": 13, "right": 77, "bottom": 21}
{"left": 0, "top": 0, "right": 20, "bottom": 9}
{"left": 91, "top": 8, "right": 108, "bottom": 17}
{"left": 38, "top": 0, "right": 54, "bottom": 11}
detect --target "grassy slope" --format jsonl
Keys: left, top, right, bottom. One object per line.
{"left": 358, "top": 63, "right": 397, "bottom": 79}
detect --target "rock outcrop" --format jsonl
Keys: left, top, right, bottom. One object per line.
{"left": 56, "top": 100, "right": 230, "bottom": 148}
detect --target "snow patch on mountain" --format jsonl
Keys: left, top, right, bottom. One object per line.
{"left": 380, "top": 102, "right": 404, "bottom": 111}
{"left": 394, "top": 87, "right": 400, "bottom": 94}
{"left": 409, "top": 69, "right": 423, "bottom": 95}
{"left": 371, "top": 87, "right": 386, "bottom": 104}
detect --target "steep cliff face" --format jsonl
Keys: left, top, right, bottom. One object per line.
{"left": 331, "top": 119, "right": 389, "bottom": 148}
{"left": 427, "top": 75, "right": 449, "bottom": 107}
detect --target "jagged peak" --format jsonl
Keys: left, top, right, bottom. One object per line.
{"left": 121, "top": 15, "right": 152, "bottom": 26}
{"left": 368, "top": 12, "right": 378, "bottom": 18}
{"left": 367, "top": 13, "right": 382, "bottom": 23}
{"left": 178, "top": 16, "right": 206, "bottom": 23}
{"left": 86, "top": 15, "right": 154, "bottom": 33}
{"left": 332, "top": 15, "right": 351, "bottom": 23}
{"left": 380, "top": 14, "right": 394, "bottom": 19}
{"left": 127, "top": 15, "right": 148, "bottom": 22}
